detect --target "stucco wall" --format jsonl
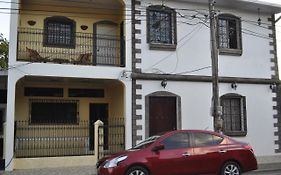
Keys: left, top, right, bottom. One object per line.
{"left": 14, "top": 79, "right": 124, "bottom": 122}
{"left": 138, "top": 0, "right": 274, "bottom": 79}
{"left": 138, "top": 80, "right": 277, "bottom": 156}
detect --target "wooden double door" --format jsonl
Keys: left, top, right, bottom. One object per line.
{"left": 149, "top": 96, "right": 177, "bottom": 136}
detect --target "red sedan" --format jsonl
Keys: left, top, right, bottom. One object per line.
{"left": 97, "top": 130, "right": 257, "bottom": 175}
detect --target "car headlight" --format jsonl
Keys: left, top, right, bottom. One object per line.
{"left": 103, "top": 155, "right": 128, "bottom": 168}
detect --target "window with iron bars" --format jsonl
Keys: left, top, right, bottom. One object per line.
{"left": 217, "top": 14, "right": 242, "bottom": 56}
{"left": 221, "top": 94, "right": 247, "bottom": 136}
{"left": 43, "top": 16, "right": 76, "bottom": 48}
{"left": 147, "top": 5, "right": 177, "bottom": 50}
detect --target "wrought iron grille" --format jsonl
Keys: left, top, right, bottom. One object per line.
{"left": 14, "top": 120, "right": 93, "bottom": 158}
{"left": 98, "top": 124, "right": 125, "bottom": 160}
{"left": 17, "top": 28, "right": 125, "bottom": 66}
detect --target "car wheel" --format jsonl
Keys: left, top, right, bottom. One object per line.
{"left": 125, "top": 166, "right": 149, "bottom": 175}
{"left": 221, "top": 161, "right": 241, "bottom": 175}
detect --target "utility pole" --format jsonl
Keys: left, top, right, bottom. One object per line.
{"left": 208, "top": 0, "right": 223, "bottom": 133}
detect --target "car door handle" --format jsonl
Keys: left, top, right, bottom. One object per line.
{"left": 182, "top": 153, "right": 191, "bottom": 157}
{"left": 218, "top": 150, "right": 227, "bottom": 153}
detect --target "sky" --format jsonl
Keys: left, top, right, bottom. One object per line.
{"left": 0, "top": 0, "right": 281, "bottom": 69}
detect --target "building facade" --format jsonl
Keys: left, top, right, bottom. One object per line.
{"left": 1, "top": 0, "right": 133, "bottom": 171}
{"left": 130, "top": 0, "right": 281, "bottom": 164}
{"left": 0, "top": 0, "right": 281, "bottom": 171}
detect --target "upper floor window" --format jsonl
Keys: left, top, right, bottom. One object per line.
{"left": 43, "top": 16, "right": 75, "bottom": 48}
{"left": 147, "top": 5, "right": 177, "bottom": 50}
{"left": 217, "top": 14, "right": 242, "bottom": 55}
{"left": 221, "top": 94, "right": 247, "bottom": 136}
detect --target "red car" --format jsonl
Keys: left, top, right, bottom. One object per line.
{"left": 97, "top": 130, "right": 257, "bottom": 175}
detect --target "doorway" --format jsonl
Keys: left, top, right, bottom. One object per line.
{"left": 89, "top": 104, "right": 109, "bottom": 150}
{"left": 149, "top": 96, "right": 177, "bottom": 136}
{"left": 93, "top": 21, "right": 119, "bottom": 65}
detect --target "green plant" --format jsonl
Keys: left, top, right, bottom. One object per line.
{"left": 0, "top": 33, "right": 9, "bottom": 70}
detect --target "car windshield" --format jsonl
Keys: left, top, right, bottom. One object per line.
{"left": 131, "top": 135, "right": 160, "bottom": 149}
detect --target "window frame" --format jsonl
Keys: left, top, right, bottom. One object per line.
{"left": 29, "top": 99, "right": 79, "bottom": 125}
{"left": 217, "top": 14, "right": 242, "bottom": 56}
{"left": 220, "top": 94, "right": 247, "bottom": 136}
{"left": 146, "top": 5, "right": 177, "bottom": 50}
{"left": 43, "top": 16, "right": 76, "bottom": 48}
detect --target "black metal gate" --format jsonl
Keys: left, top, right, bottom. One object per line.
{"left": 98, "top": 124, "right": 125, "bottom": 159}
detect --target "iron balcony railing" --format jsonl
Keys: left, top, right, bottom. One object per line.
{"left": 17, "top": 28, "right": 125, "bottom": 67}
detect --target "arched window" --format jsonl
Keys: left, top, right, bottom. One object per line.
{"left": 147, "top": 5, "right": 177, "bottom": 50}
{"left": 43, "top": 16, "right": 76, "bottom": 48}
{"left": 217, "top": 14, "right": 242, "bottom": 55}
{"left": 220, "top": 93, "right": 247, "bottom": 136}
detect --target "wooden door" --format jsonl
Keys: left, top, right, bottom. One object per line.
{"left": 149, "top": 96, "right": 177, "bottom": 136}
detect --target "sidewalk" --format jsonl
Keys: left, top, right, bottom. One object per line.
{"left": 249, "top": 162, "right": 281, "bottom": 174}
{"left": 0, "top": 166, "right": 97, "bottom": 175}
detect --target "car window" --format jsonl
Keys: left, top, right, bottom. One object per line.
{"left": 161, "top": 132, "right": 190, "bottom": 150}
{"left": 193, "top": 132, "right": 223, "bottom": 147}
{"left": 132, "top": 135, "right": 160, "bottom": 149}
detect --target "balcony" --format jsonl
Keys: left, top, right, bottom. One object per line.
{"left": 17, "top": 28, "right": 125, "bottom": 67}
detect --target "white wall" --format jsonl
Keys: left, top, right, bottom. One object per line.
{"left": 138, "top": 0, "right": 274, "bottom": 79}
{"left": 138, "top": 80, "right": 277, "bottom": 156}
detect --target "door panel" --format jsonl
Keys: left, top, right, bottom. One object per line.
{"left": 191, "top": 132, "right": 223, "bottom": 174}
{"left": 153, "top": 148, "right": 194, "bottom": 175}
{"left": 149, "top": 96, "right": 176, "bottom": 136}
{"left": 150, "top": 132, "right": 195, "bottom": 175}
{"left": 93, "top": 22, "right": 119, "bottom": 65}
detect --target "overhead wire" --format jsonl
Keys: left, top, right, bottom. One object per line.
{"left": 0, "top": 0, "right": 280, "bottom": 75}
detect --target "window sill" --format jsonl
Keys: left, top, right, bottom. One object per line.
{"left": 219, "top": 48, "right": 242, "bottom": 56}
{"left": 224, "top": 131, "right": 247, "bottom": 137}
{"left": 149, "top": 43, "right": 177, "bottom": 51}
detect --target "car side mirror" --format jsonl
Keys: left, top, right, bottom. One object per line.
{"left": 152, "top": 144, "right": 165, "bottom": 152}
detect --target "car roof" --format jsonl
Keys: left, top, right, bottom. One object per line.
{"left": 163, "top": 129, "right": 226, "bottom": 137}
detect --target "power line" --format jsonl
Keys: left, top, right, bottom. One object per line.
{"left": 143, "top": 23, "right": 206, "bottom": 72}
{"left": 1, "top": 1, "right": 281, "bottom": 29}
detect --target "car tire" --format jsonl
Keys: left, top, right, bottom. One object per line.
{"left": 125, "top": 166, "right": 149, "bottom": 175}
{"left": 221, "top": 161, "right": 241, "bottom": 175}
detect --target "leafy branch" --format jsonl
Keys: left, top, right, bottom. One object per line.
{"left": 0, "top": 33, "right": 9, "bottom": 70}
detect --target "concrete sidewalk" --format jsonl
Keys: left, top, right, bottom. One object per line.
{"left": 1, "top": 166, "right": 97, "bottom": 175}
{"left": 249, "top": 162, "right": 281, "bottom": 174}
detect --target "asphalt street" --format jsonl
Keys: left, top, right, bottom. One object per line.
{"left": 1, "top": 166, "right": 281, "bottom": 175}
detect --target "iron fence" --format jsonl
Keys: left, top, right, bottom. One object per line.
{"left": 17, "top": 28, "right": 125, "bottom": 66}
{"left": 98, "top": 124, "right": 125, "bottom": 160}
{"left": 14, "top": 120, "right": 94, "bottom": 158}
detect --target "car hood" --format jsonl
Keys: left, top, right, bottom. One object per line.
{"left": 96, "top": 149, "right": 141, "bottom": 168}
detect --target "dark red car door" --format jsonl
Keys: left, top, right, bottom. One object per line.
{"left": 191, "top": 132, "right": 224, "bottom": 174}
{"left": 150, "top": 132, "right": 195, "bottom": 175}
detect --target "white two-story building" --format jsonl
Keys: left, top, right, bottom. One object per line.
{"left": 0, "top": 0, "right": 281, "bottom": 171}
{"left": 129, "top": 0, "right": 281, "bottom": 166}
